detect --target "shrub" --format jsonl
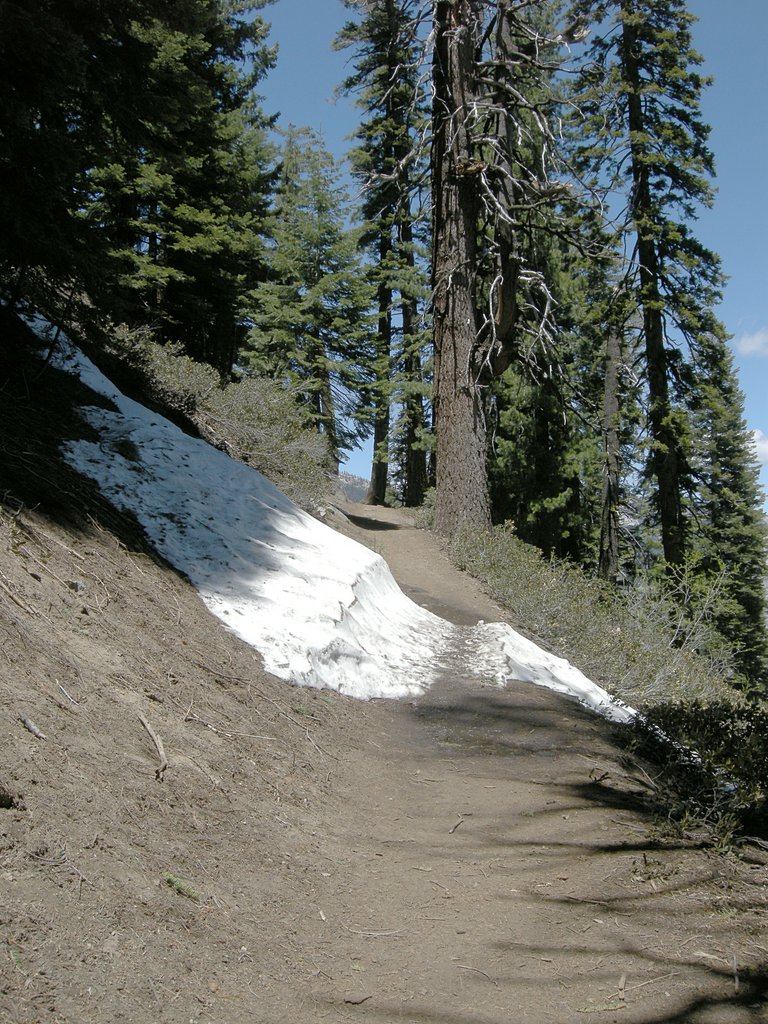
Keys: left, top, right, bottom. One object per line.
{"left": 631, "top": 700, "right": 768, "bottom": 841}
{"left": 97, "top": 325, "right": 333, "bottom": 510}
{"left": 445, "top": 522, "right": 737, "bottom": 710}
{"left": 437, "top": 520, "right": 768, "bottom": 842}
{"left": 202, "top": 378, "right": 332, "bottom": 510}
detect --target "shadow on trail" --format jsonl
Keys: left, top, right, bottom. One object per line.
{"left": 380, "top": 681, "right": 768, "bottom": 1022}
{"left": 317, "top": 958, "right": 768, "bottom": 1024}
{"left": 345, "top": 510, "right": 403, "bottom": 532}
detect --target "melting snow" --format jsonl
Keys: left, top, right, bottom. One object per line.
{"left": 52, "top": 341, "right": 633, "bottom": 722}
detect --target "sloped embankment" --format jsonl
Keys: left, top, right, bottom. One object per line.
{"left": 1, "top": 346, "right": 767, "bottom": 1023}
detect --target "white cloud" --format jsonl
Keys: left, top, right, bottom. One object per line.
{"left": 752, "top": 429, "right": 768, "bottom": 467}
{"left": 735, "top": 328, "right": 768, "bottom": 357}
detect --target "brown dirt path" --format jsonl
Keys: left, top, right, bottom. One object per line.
{"left": 1, "top": 363, "right": 766, "bottom": 1024}
{"left": 289, "top": 501, "right": 768, "bottom": 1023}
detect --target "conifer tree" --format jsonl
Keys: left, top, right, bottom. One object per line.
{"left": 335, "top": 0, "right": 432, "bottom": 505}
{"left": 430, "top": 0, "right": 573, "bottom": 537}
{"left": 0, "top": 0, "right": 124, "bottom": 311}
{"left": 688, "top": 335, "right": 768, "bottom": 687}
{"left": 84, "top": 0, "right": 277, "bottom": 373}
{"left": 243, "top": 126, "right": 375, "bottom": 469}
{"left": 571, "top": 0, "right": 768, "bottom": 685}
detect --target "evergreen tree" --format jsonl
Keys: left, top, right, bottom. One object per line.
{"left": 688, "top": 335, "right": 768, "bottom": 686}
{"left": 0, "top": 0, "right": 277, "bottom": 375}
{"left": 0, "top": 0, "right": 123, "bottom": 310}
{"left": 430, "top": 0, "right": 573, "bottom": 537}
{"left": 243, "top": 126, "right": 375, "bottom": 469}
{"left": 431, "top": 0, "right": 489, "bottom": 534}
{"left": 571, "top": 0, "right": 768, "bottom": 685}
{"left": 335, "top": 0, "right": 432, "bottom": 505}
{"left": 83, "top": 0, "right": 277, "bottom": 373}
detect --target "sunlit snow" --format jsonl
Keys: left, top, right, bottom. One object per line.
{"left": 52, "top": 340, "right": 634, "bottom": 722}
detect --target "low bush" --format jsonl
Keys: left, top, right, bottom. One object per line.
{"left": 437, "top": 519, "right": 768, "bottom": 843}
{"left": 631, "top": 700, "right": 768, "bottom": 842}
{"left": 98, "top": 325, "right": 333, "bottom": 511}
{"left": 445, "top": 522, "right": 736, "bottom": 709}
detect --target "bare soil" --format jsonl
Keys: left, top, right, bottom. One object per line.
{"left": 1, "top": 356, "right": 767, "bottom": 1024}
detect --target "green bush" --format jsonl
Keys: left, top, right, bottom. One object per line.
{"left": 445, "top": 522, "right": 736, "bottom": 709}
{"left": 631, "top": 700, "right": 768, "bottom": 841}
{"left": 99, "top": 325, "right": 333, "bottom": 510}
{"left": 436, "top": 519, "right": 768, "bottom": 842}
{"left": 202, "top": 378, "right": 332, "bottom": 510}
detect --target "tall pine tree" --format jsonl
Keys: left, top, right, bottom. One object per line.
{"left": 243, "top": 126, "right": 375, "bottom": 469}
{"left": 335, "top": 0, "right": 432, "bottom": 505}
{"left": 571, "top": 0, "right": 768, "bottom": 686}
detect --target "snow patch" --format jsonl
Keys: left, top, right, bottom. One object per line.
{"left": 51, "top": 339, "right": 634, "bottom": 720}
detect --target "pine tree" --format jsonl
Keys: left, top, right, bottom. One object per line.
{"left": 0, "top": 0, "right": 277, "bottom": 375}
{"left": 688, "top": 334, "right": 768, "bottom": 687}
{"left": 572, "top": 0, "right": 717, "bottom": 563}
{"left": 83, "top": 0, "right": 277, "bottom": 373}
{"left": 431, "top": 0, "right": 489, "bottom": 534}
{"left": 335, "top": 0, "right": 432, "bottom": 505}
{"left": 431, "top": 0, "right": 576, "bottom": 537}
{"left": 571, "top": 0, "right": 768, "bottom": 685}
{"left": 0, "top": 0, "right": 123, "bottom": 311}
{"left": 243, "top": 126, "right": 375, "bottom": 469}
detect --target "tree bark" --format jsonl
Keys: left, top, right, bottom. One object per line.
{"left": 431, "top": 0, "right": 491, "bottom": 536}
{"left": 366, "top": 234, "right": 392, "bottom": 505}
{"left": 399, "top": 206, "right": 429, "bottom": 506}
{"left": 598, "top": 330, "right": 622, "bottom": 582}
{"left": 621, "top": 9, "right": 685, "bottom": 565}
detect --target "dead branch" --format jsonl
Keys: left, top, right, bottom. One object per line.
{"left": 0, "top": 574, "right": 38, "bottom": 616}
{"left": 20, "top": 714, "right": 46, "bottom": 739}
{"left": 449, "top": 812, "right": 470, "bottom": 834}
{"left": 455, "top": 964, "right": 498, "bottom": 986}
{"left": 57, "top": 681, "right": 80, "bottom": 705}
{"left": 138, "top": 712, "right": 168, "bottom": 781}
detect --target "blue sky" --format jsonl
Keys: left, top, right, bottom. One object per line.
{"left": 259, "top": 0, "right": 768, "bottom": 493}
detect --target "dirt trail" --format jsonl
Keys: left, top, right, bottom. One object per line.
{"left": 1, "top": 370, "right": 766, "bottom": 1024}
{"left": 293, "top": 501, "right": 768, "bottom": 1023}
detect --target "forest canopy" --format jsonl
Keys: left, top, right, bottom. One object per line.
{"left": 1, "top": 0, "right": 766, "bottom": 692}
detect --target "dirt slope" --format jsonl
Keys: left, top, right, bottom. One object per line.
{"left": 1, "top": 362, "right": 767, "bottom": 1024}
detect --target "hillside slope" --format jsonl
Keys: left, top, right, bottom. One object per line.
{"left": 1, "top": 347, "right": 767, "bottom": 1023}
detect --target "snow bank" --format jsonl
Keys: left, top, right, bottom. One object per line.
{"left": 52, "top": 341, "right": 634, "bottom": 721}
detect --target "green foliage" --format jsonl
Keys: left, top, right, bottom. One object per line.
{"left": 242, "top": 126, "right": 375, "bottom": 466}
{"left": 335, "top": 1, "right": 433, "bottom": 502}
{"left": 631, "top": 700, "right": 768, "bottom": 841}
{"left": 561, "top": 0, "right": 768, "bottom": 686}
{"left": 163, "top": 871, "right": 200, "bottom": 901}
{"left": 104, "top": 324, "right": 332, "bottom": 510}
{"left": 446, "top": 521, "right": 738, "bottom": 709}
{"left": 1, "top": 0, "right": 277, "bottom": 376}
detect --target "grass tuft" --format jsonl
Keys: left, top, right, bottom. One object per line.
{"left": 163, "top": 872, "right": 200, "bottom": 901}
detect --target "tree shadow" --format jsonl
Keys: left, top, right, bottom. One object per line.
{"left": 345, "top": 510, "right": 403, "bottom": 532}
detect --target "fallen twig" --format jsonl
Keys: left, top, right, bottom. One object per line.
{"left": 184, "top": 707, "right": 276, "bottom": 741}
{"left": 449, "top": 813, "right": 465, "bottom": 834}
{"left": 0, "top": 576, "right": 38, "bottom": 616}
{"left": 57, "top": 681, "right": 80, "bottom": 706}
{"left": 455, "top": 964, "right": 498, "bottom": 987}
{"left": 20, "top": 714, "right": 46, "bottom": 739}
{"left": 138, "top": 713, "right": 168, "bottom": 781}
{"left": 342, "top": 925, "right": 403, "bottom": 938}
{"left": 607, "top": 971, "right": 680, "bottom": 1000}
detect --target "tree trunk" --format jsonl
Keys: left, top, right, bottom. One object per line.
{"left": 399, "top": 206, "right": 429, "bottom": 507}
{"left": 366, "top": 243, "right": 392, "bottom": 505}
{"left": 621, "top": 10, "right": 685, "bottom": 566}
{"left": 431, "top": 0, "right": 491, "bottom": 537}
{"left": 598, "top": 330, "right": 622, "bottom": 582}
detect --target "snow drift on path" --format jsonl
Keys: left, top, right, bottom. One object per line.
{"left": 53, "top": 342, "right": 633, "bottom": 722}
